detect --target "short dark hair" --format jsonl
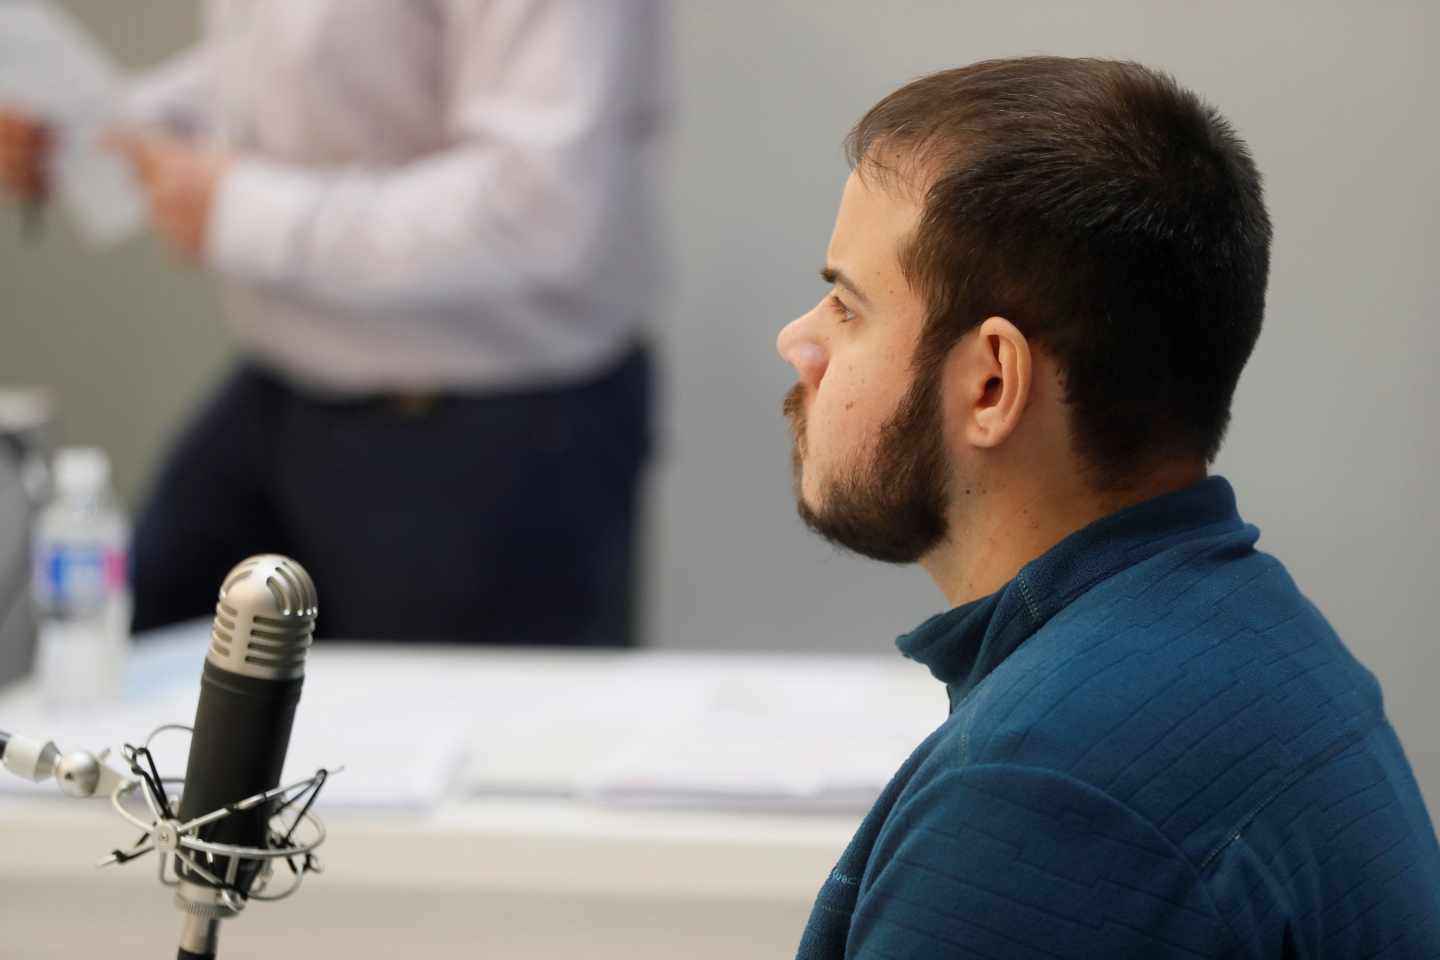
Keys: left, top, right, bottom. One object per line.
{"left": 846, "top": 57, "right": 1272, "bottom": 487}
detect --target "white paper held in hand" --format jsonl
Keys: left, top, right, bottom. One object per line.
{"left": 0, "top": 0, "right": 143, "bottom": 246}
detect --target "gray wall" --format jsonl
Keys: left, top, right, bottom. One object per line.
{"left": 2, "top": 2, "right": 1437, "bottom": 812}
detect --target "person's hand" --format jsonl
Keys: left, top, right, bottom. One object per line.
{"left": 107, "top": 129, "right": 231, "bottom": 262}
{"left": 0, "top": 105, "right": 51, "bottom": 200}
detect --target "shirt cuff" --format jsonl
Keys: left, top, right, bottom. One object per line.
{"left": 207, "top": 159, "right": 322, "bottom": 287}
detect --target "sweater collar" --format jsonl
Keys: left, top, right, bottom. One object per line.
{"left": 896, "top": 475, "right": 1249, "bottom": 709}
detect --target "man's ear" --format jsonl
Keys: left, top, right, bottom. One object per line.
{"left": 945, "top": 315, "right": 1032, "bottom": 449}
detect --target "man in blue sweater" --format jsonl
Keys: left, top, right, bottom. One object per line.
{"left": 776, "top": 57, "right": 1440, "bottom": 958}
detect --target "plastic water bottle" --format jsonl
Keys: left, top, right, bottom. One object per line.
{"left": 32, "top": 447, "right": 131, "bottom": 704}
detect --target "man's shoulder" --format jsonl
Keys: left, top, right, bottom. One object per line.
{"left": 926, "top": 541, "right": 1383, "bottom": 858}
{"left": 891, "top": 551, "right": 1440, "bottom": 954}
{"left": 845, "top": 523, "right": 1440, "bottom": 956}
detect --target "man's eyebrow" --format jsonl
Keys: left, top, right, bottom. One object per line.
{"left": 820, "top": 266, "right": 872, "bottom": 308}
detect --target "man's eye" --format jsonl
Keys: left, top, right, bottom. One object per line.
{"left": 829, "top": 295, "right": 857, "bottom": 324}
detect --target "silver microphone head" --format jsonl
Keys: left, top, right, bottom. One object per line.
{"left": 208, "top": 555, "right": 317, "bottom": 681}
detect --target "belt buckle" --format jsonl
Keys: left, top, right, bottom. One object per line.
{"left": 384, "top": 393, "right": 440, "bottom": 419}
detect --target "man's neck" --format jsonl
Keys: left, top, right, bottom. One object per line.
{"left": 920, "top": 460, "right": 1206, "bottom": 608}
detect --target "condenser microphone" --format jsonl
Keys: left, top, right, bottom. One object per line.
{"left": 0, "top": 553, "right": 332, "bottom": 960}
{"left": 173, "top": 554, "right": 317, "bottom": 960}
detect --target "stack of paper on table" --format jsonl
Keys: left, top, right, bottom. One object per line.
{"left": 0, "top": 627, "right": 944, "bottom": 814}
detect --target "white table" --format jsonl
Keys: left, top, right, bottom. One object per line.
{"left": 1, "top": 795, "right": 856, "bottom": 958}
{"left": 0, "top": 631, "right": 942, "bottom": 957}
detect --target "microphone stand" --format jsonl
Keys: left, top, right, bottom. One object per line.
{"left": 1, "top": 726, "right": 335, "bottom": 960}
{"left": 178, "top": 917, "right": 220, "bottom": 960}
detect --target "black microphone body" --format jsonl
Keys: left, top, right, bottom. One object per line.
{"left": 176, "top": 662, "right": 303, "bottom": 893}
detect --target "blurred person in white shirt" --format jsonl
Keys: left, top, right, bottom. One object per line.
{"left": 0, "top": 0, "right": 665, "bottom": 645}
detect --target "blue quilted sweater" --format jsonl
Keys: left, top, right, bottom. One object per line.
{"left": 797, "top": 477, "right": 1440, "bottom": 958}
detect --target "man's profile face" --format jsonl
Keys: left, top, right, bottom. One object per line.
{"left": 777, "top": 171, "right": 951, "bottom": 563}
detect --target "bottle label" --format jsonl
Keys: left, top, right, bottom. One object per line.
{"left": 34, "top": 542, "right": 127, "bottom": 618}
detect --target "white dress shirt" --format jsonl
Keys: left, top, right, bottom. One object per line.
{"left": 124, "top": 0, "right": 665, "bottom": 394}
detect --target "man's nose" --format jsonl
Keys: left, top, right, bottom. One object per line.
{"left": 777, "top": 311, "right": 828, "bottom": 388}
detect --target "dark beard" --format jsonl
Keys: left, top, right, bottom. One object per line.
{"left": 784, "top": 368, "right": 950, "bottom": 564}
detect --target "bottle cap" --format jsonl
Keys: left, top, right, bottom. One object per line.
{"left": 53, "top": 447, "right": 112, "bottom": 498}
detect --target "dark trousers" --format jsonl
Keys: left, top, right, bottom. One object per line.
{"left": 131, "top": 346, "right": 652, "bottom": 646}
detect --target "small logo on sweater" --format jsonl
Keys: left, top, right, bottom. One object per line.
{"left": 830, "top": 869, "right": 860, "bottom": 887}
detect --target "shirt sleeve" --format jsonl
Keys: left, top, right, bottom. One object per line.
{"left": 118, "top": 45, "right": 217, "bottom": 139}
{"left": 848, "top": 764, "right": 1241, "bottom": 959}
{"left": 205, "top": 0, "right": 660, "bottom": 314}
